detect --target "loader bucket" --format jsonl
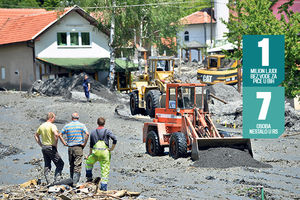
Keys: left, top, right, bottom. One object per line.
{"left": 191, "top": 137, "right": 253, "bottom": 161}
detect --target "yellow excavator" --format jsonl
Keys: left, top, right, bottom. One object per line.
{"left": 197, "top": 54, "right": 239, "bottom": 85}
{"left": 130, "top": 56, "right": 179, "bottom": 118}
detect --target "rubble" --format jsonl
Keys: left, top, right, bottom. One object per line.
{"left": 24, "top": 158, "right": 43, "bottom": 166}
{"left": 0, "top": 142, "right": 22, "bottom": 159}
{"left": 28, "top": 73, "right": 129, "bottom": 104}
{"left": 284, "top": 102, "right": 300, "bottom": 132}
{"left": 0, "top": 180, "right": 143, "bottom": 200}
{"left": 206, "top": 83, "right": 244, "bottom": 127}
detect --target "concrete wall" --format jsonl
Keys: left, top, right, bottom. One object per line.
{"left": 177, "top": 23, "right": 215, "bottom": 62}
{"left": 35, "top": 11, "right": 110, "bottom": 58}
{"left": 0, "top": 43, "right": 34, "bottom": 90}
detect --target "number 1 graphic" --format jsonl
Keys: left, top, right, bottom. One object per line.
{"left": 258, "top": 38, "right": 269, "bottom": 66}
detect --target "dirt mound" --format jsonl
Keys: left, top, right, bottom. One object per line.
{"left": 28, "top": 73, "right": 128, "bottom": 104}
{"left": 0, "top": 143, "right": 21, "bottom": 159}
{"left": 193, "top": 147, "right": 272, "bottom": 168}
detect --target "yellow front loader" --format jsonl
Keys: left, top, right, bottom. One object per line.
{"left": 130, "top": 56, "right": 179, "bottom": 118}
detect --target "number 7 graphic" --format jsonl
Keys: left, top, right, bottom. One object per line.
{"left": 256, "top": 92, "right": 271, "bottom": 120}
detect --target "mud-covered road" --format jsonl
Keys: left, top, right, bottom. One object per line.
{"left": 0, "top": 91, "right": 299, "bottom": 199}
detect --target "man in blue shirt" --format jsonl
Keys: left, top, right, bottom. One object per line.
{"left": 60, "top": 113, "right": 89, "bottom": 185}
{"left": 83, "top": 74, "right": 91, "bottom": 102}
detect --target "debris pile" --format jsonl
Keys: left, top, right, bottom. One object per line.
{"left": 174, "top": 62, "right": 199, "bottom": 83}
{"left": 28, "top": 73, "right": 128, "bottom": 104}
{"left": 193, "top": 147, "right": 272, "bottom": 168}
{"left": 0, "top": 179, "right": 142, "bottom": 200}
{"left": 285, "top": 102, "right": 300, "bottom": 132}
{"left": 207, "top": 83, "right": 243, "bottom": 127}
{"left": 0, "top": 143, "right": 21, "bottom": 159}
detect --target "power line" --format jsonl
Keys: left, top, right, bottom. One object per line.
{"left": 0, "top": 0, "right": 218, "bottom": 9}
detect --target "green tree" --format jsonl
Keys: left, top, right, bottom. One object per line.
{"left": 84, "top": 0, "right": 185, "bottom": 51}
{"left": 224, "top": 0, "right": 300, "bottom": 98}
{"left": 43, "top": 0, "right": 61, "bottom": 8}
{"left": 0, "top": 0, "right": 20, "bottom": 8}
{"left": 18, "top": 0, "right": 40, "bottom": 8}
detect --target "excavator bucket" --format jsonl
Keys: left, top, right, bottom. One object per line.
{"left": 191, "top": 137, "right": 253, "bottom": 161}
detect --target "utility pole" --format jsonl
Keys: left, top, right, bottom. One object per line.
{"left": 237, "top": 5, "right": 242, "bottom": 93}
{"left": 108, "top": 0, "right": 116, "bottom": 90}
{"left": 210, "top": 0, "right": 213, "bottom": 47}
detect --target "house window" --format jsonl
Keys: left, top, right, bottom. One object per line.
{"left": 1, "top": 67, "right": 5, "bottom": 80}
{"left": 57, "top": 32, "right": 67, "bottom": 46}
{"left": 70, "top": 32, "right": 79, "bottom": 46}
{"left": 81, "top": 32, "right": 90, "bottom": 45}
{"left": 184, "top": 31, "right": 189, "bottom": 42}
{"left": 57, "top": 32, "right": 91, "bottom": 46}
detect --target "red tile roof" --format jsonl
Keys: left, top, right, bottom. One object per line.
{"left": 0, "top": 8, "right": 69, "bottom": 45}
{"left": 161, "top": 37, "right": 177, "bottom": 48}
{"left": 180, "top": 11, "right": 215, "bottom": 25}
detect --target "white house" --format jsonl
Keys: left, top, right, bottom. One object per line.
{"left": 177, "top": 0, "right": 232, "bottom": 62}
{"left": 177, "top": 9, "right": 215, "bottom": 62}
{"left": 0, "top": 6, "right": 137, "bottom": 90}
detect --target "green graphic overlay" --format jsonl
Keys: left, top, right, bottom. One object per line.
{"left": 243, "top": 35, "right": 285, "bottom": 138}
{"left": 243, "top": 35, "right": 284, "bottom": 86}
{"left": 243, "top": 87, "right": 284, "bottom": 138}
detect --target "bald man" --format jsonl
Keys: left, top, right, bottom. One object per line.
{"left": 35, "top": 112, "right": 64, "bottom": 184}
{"left": 60, "top": 113, "right": 89, "bottom": 185}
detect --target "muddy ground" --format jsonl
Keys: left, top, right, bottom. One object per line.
{"left": 0, "top": 91, "right": 299, "bottom": 199}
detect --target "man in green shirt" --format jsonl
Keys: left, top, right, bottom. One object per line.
{"left": 34, "top": 112, "right": 65, "bottom": 184}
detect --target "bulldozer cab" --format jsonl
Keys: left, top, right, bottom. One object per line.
{"left": 148, "top": 56, "right": 175, "bottom": 81}
{"left": 206, "top": 54, "right": 237, "bottom": 70}
{"left": 166, "top": 83, "right": 205, "bottom": 111}
{"left": 177, "top": 87, "right": 195, "bottom": 109}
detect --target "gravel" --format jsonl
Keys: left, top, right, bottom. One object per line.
{"left": 193, "top": 147, "right": 272, "bottom": 168}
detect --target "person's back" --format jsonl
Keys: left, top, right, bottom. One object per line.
{"left": 60, "top": 113, "right": 89, "bottom": 185}
{"left": 62, "top": 120, "right": 87, "bottom": 146}
{"left": 37, "top": 122, "right": 57, "bottom": 146}
{"left": 34, "top": 112, "right": 64, "bottom": 184}
{"left": 85, "top": 117, "right": 117, "bottom": 191}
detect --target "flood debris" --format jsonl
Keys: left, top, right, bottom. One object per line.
{"left": 285, "top": 102, "right": 300, "bottom": 132}
{"left": 20, "top": 179, "right": 38, "bottom": 188}
{"left": 0, "top": 142, "right": 22, "bottom": 159}
{"left": 192, "top": 147, "right": 272, "bottom": 168}
{"left": 1, "top": 179, "right": 143, "bottom": 200}
{"left": 24, "top": 158, "right": 43, "bottom": 166}
{"left": 235, "top": 185, "right": 272, "bottom": 200}
{"left": 207, "top": 83, "right": 243, "bottom": 128}
{"left": 28, "top": 73, "right": 128, "bottom": 104}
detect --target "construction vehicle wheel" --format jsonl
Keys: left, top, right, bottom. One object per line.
{"left": 146, "top": 131, "right": 164, "bottom": 156}
{"left": 130, "top": 92, "right": 140, "bottom": 115}
{"left": 169, "top": 132, "right": 187, "bottom": 159}
{"left": 146, "top": 90, "right": 160, "bottom": 118}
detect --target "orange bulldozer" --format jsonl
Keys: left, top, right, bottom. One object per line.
{"left": 143, "top": 83, "right": 253, "bottom": 160}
